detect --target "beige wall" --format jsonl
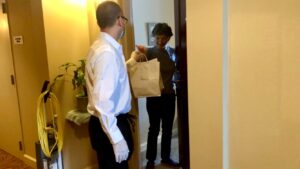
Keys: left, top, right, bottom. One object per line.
{"left": 41, "top": 0, "right": 98, "bottom": 168}
{"left": 186, "top": 0, "right": 223, "bottom": 168}
{"left": 187, "top": 0, "right": 300, "bottom": 168}
{"left": 229, "top": 0, "right": 300, "bottom": 168}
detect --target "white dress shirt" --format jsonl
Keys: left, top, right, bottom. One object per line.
{"left": 85, "top": 32, "right": 136, "bottom": 144}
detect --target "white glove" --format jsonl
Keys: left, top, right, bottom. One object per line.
{"left": 112, "top": 139, "right": 129, "bottom": 163}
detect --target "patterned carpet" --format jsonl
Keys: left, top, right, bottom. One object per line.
{"left": 0, "top": 149, "right": 34, "bottom": 169}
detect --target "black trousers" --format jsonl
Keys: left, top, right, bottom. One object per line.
{"left": 88, "top": 114, "right": 133, "bottom": 169}
{"left": 146, "top": 93, "right": 176, "bottom": 161}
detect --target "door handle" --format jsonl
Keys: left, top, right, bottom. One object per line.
{"left": 11, "top": 74, "right": 15, "bottom": 85}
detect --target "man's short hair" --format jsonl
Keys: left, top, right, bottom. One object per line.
{"left": 152, "top": 23, "right": 173, "bottom": 37}
{"left": 96, "top": 1, "right": 122, "bottom": 29}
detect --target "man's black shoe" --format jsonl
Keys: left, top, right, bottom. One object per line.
{"left": 145, "top": 161, "right": 155, "bottom": 169}
{"left": 161, "top": 158, "right": 180, "bottom": 167}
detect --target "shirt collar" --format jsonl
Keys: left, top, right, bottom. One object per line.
{"left": 100, "top": 32, "right": 122, "bottom": 52}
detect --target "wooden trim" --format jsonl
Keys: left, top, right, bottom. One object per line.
{"left": 174, "top": 0, "right": 190, "bottom": 168}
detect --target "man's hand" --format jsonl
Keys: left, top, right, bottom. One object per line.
{"left": 112, "top": 139, "right": 129, "bottom": 163}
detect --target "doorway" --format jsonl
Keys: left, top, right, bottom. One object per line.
{"left": 131, "top": 0, "right": 189, "bottom": 168}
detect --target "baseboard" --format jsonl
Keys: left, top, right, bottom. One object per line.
{"left": 84, "top": 164, "right": 98, "bottom": 169}
{"left": 23, "top": 154, "right": 36, "bottom": 168}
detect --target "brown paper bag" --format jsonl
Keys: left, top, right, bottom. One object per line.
{"left": 129, "top": 58, "right": 163, "bottom": 98}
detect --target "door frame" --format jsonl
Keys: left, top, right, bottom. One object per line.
{"left": 174, "top": 0, "right": 190, "bottom": 168}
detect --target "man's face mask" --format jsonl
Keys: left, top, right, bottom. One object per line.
{"left": 119, "top": 28, "right": 125, "bottom": 39}
{"left": 118, "top": 15, "right": 128, "bottom": 39}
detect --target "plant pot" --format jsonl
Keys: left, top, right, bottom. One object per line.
{"left": 76, "top": 96, "right": 88, "bottom": 112}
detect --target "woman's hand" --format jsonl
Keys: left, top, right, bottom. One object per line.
{"left": 136, "top": 45, "right": 147, "bottom": 54}
{"left": 130, "top": 51, "right": 144, "bottom": 61}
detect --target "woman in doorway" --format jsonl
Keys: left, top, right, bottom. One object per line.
{"left": 137, "top": 23, "right": 180, "bottom": 169}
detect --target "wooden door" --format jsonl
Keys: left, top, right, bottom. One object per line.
{"left": 0, "top": 0, "right": 23, "bottom": 159}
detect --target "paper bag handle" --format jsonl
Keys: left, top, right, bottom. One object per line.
{"left": 138, "top": 54, "right": 148, "bottom": 62}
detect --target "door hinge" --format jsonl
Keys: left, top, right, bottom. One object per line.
{"left": 2, "top": 2, "right": 7, "bottom": 14}
{"left": 10, "top": 74, "right": 15, "bottom": 85}
{"left": 19, "top": 141, "right": 23, "bottom": 151}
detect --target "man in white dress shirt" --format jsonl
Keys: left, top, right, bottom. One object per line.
{"left": 85, "top": 1, "right": 140, "bottom": 169}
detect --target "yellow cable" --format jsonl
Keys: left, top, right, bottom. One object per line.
{"left": 37, "top": 91, "right": 63, "bottom": 158}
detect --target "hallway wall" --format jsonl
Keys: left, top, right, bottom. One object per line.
{"left": 186, "top": 0, "right": 223, "bottom": 168}
{"left": 41, "top": 0, "right": 97, "bottom": 168}
{"left": 229, "top": 0, "right": 300, "bottom": 168}
{"left": 187, "top": 0, "right": 300, "bottom": 168}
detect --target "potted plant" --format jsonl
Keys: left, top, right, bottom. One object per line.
{"left": 60, "top": 59, "right": 88, "bottom": 112}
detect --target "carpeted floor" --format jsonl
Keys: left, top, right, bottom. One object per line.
{"left": 0, "top": 149, "right": 34, "bottom": 169}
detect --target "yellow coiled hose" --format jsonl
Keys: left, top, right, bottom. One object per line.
{"left": 37, "top": 91, "right": 63, "bottom": 158}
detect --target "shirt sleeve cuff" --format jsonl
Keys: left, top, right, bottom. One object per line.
{"left": 108, "top": 127, "right": 124, "bottom": 144}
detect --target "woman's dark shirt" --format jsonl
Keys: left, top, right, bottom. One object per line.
{"left": 146, "top": 46, "right": 176, "bottom": 94}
